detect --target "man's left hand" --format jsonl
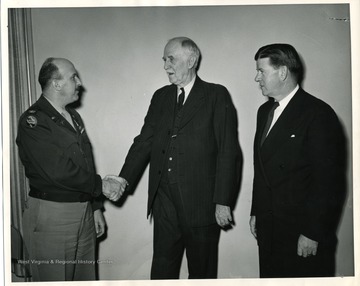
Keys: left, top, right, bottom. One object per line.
{"left": 94, "top": 209, "right": 106, "bottom": 238}
{"left": 297, "top": 234, "right": 318, "bottom": 258}
{"left": 215, "top": 204, "right": 232, "bottom": 228}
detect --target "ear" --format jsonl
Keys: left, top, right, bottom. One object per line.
{"left": 52, "top": 79, "right": 62, "bottom": 91}
{"left": 279, "top": 66, "right": 288, "bottom": 81}
{"left": 188, "top": 55, "right": 196, "bottom": 69}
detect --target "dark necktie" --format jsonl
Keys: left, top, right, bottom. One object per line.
{"left": 177, "top": 88, "right": 185, "bottom": 112}
{"left": 260, "top": 101, "right": 279, "bottom": 146}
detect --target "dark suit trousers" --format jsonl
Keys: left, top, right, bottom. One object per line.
{"left": 258, "top": 216, "right": 336, "bottom": 278}
{"left": 259, "top": 244, "right": 335, "bottom": 278}
{"left": 151, "top": 180, "right": 220, "bottom": 279}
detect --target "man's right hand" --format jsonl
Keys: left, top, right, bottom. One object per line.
{"left": 102, "top": 175, "right": 128, "bottom": 201}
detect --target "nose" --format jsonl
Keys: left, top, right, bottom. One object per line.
{"left": 75, "top": 76, "right": 82, "bottom": 86}
{"left": 254, "top": 72, "right": 261, "bottom": 82}
{"left": 163, "top": 59, "right": 170, "bottom": 70}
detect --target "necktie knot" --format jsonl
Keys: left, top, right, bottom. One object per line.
{"left": 178, "top": 88, "right": 185, "bottom": 106}
{"left": 177, "top": 88, "right": 185, "bottom": 112}
{"left": 271, "top": 101, "right": 280, "bottom": 110}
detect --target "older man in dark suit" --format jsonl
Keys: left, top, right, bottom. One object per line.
{"left": 249, "top": 43, "right": 346, "bottom": 278}
{"left": 108, "top": 37, "right": 242, "bottom": 279}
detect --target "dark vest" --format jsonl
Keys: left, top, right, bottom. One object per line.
{"left": 162, "top": 99, "right": 185, "bottom": 184}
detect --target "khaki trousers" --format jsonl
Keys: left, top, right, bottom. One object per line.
{"left": 22, "top": 197, "right": 96, "bottom": 281}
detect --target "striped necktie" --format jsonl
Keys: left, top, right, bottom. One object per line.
{"left": 260, "top": 101, "right": 279, "bottom": 146}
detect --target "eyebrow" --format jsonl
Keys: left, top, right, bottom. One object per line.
{"left": 162, "top": 55, "right": 174, "bottom": 61}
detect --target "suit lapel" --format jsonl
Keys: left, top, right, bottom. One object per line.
{"left": 260, "top": 89, "right": 306, "bottom": 162}
{"left": 162, "top": 84, "right": 177, "bottom": 126}
{"left": 256, "top": 99, "right": 275, "bottom": 149}
{"left": 178, "top": 76, "right": 205, "bottom": 129}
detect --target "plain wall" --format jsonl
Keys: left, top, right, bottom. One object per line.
{"left": 30, "top": 4, "right": 353, "bottom": 279}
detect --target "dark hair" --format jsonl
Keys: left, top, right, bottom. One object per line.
{"left": 254, "top": 43, "right": 303, "bottom": 83}
{"left": 38, "top": 57, "right": 62, "bottom": 91}
{"left": 169, "top": 37, "right": 201, "bottom": 69}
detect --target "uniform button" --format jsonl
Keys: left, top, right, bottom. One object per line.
{"left": 279, "top": 164, "right": 285, "bottom": 169}
{"left": 168, "top": 168, "right": 172, "bottom": 172}
{"left": 169, "top": 157, "right": 173, "bottom": 161}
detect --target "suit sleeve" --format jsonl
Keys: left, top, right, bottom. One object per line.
{"left": 17, "top": 113, "right": 102, "bottom": 196}
{"left": 212, "top": 86, "right": 242, "bottom": 207}
{"left": 301, "top": 106, "right": 345, "bottom": 242}
{"left": 250, "top": 108, "right": 263, "bottom": 216}
{"left": 119, "top": 92, "right": 161, "bottom": 189}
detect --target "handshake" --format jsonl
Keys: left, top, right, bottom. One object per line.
{"left": 102, "top": 175, "right": 128, "bottom": 202}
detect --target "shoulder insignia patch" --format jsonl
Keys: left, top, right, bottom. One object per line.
{"left": 26, "top": 115, "right": 38, "bottom": 128}
{"left": 28, "top": 109, "right": 37, "bottom": 114}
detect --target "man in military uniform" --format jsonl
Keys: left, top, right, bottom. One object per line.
{"left": 16, "top": 57, "right": 120, "bottom": 281}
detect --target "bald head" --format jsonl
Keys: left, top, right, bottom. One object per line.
{"left": 39, "top": 57, "right": 82, "bottom": 107}
{"left": 38, "top": 57, "right": 76, "bottom": 92}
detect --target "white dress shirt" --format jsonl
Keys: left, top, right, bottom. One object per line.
{"left": 267, "top": 84, "right": 299, "bottom": 135}
{"left": 178, "top": 76, "right": 196, "bottom": 104}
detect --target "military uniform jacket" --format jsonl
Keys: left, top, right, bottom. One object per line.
{"left": 16, "top": 95, "right": 102, "bottom": 209}
{"left": 120, "top": 77, "right": 242, "bottom": 227}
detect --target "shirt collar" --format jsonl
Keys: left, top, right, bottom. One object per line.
{"left": 43, "top": 95, "right": 67, "bottom": 115}
{"left": 178, "top": 75, "right": 196, "bottom": 97}
{"left": 277, "top": 84, "right": 299, "bottom": 108}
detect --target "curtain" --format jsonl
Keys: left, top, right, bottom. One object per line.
{"left": 8, "top": 8, "right": 37, "bottom": 280}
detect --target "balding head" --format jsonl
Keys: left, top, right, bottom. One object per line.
{"left": 166, "top": 37, "right": 201, "bottom": 70}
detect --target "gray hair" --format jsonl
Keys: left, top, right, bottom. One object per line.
{"left": 169, "top": 37, "right": 201, "bottom": 69}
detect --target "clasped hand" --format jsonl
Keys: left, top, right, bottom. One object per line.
{"left": 102, "top": 175, "right": 128, "bottom": 202}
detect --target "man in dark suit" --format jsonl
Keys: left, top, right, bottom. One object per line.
{"left": 249, "top": 44, "right": 346, "bottom": 278}
{"left": 108, "top": 37, "right": 241, "bottom": 279}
